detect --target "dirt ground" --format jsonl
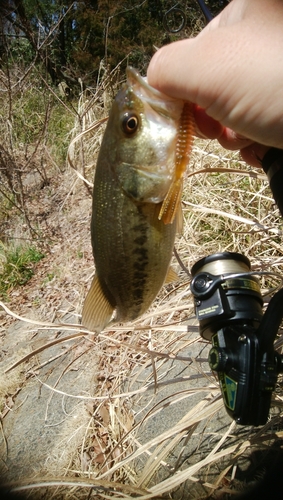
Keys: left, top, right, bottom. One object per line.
{"left": 1, "top": 165, "right": 283, "bottom": 499}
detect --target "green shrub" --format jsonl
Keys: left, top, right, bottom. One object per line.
{"left": 0, "top": 243, "right": 45, "bottom": 298}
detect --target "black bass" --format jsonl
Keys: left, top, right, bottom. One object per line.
{"left": 82, "top": 67, "right": 194, "bottom": 332}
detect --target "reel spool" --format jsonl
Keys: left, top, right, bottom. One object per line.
{"left": 191, "top": 252, "right": 263, "bottom": 341}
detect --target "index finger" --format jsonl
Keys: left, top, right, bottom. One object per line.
{"left": 193, "top": 105, "right": 224, "bottom": 139}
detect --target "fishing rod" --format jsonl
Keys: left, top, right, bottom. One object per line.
{"left": 161, "top": 0, "right": 283, "bottom": 427}
{"left": 163, "top": 0, "right": 213, "bottom": 33}
{"left": 195, "top": 0, "right": 213, "bottom": 23}
{"left": 190, "top": 147, "right": 283, "bottom": 426}
{"left": 188, "top": 2, "right": 283, "bottom": 426}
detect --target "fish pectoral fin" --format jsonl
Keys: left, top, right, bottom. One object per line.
{"left": 165, "top": 266, "right": 179, "bottom": 284}
{"left": 82, "top": 274, "right": 114, "bottom": 333}
{"left": 158, "top": 178, "right": 183, "bottom": 225}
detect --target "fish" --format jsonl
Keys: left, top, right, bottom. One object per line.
{"left": 82, "top": 67, "right": 194, "bottom": 332}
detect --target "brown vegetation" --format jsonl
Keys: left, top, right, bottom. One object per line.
{"left": 0, "top": 2, "right": 283, "bottom": 498}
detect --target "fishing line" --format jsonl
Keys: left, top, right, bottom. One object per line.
{"left": 173, "top": 247, "right": 191, "bottom": 278}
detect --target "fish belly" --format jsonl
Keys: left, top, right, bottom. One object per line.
{"left": 91, "top": 156, "right": 177, "bottom": 323}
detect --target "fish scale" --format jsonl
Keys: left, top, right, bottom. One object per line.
{"left": 82, "top": 67, "right": 194, "bottom": 332}
{"left": 92, "top": 154, "right": 176, "bottom": 322}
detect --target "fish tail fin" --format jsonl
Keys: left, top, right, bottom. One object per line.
{"left": 82, "top": 274, "right": 114, "bottom": 332}
{"left": 158, "top": 178, "right": 183, "bottom": 224}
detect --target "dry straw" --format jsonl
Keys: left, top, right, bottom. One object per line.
{"left": 1, "top": 64, "right": 283, "bottom": 499}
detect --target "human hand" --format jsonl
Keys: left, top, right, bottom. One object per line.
{"left": 193, "top": 104, "right": 269, "bottom": 168}
{"left": 147, "top": 0, "right": 283, "bottom": 168}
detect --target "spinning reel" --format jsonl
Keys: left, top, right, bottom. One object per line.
{"left": 190, "top": 252, "right": 283, "bottom": 426}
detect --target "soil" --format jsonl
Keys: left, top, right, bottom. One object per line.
{"left": 1, "top": 166, "right": 283, "bottom": 499}
{"left": 0, "top": 167, "right": 97, "bottom": 482}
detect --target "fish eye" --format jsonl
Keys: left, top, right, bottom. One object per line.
{"left": 122, "top": 113, "right": 139, "bottom": 135}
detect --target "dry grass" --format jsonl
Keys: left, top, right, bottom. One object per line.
{"left": 0, "top": 66, "right": 283, "bottom": 499}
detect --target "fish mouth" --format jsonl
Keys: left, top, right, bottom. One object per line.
{"left": 126, "top": 66, "right": 183, "bottom": 120}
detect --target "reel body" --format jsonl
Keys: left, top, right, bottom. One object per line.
{"left": 191, "top": 252, "right": 283, "bottom": 426}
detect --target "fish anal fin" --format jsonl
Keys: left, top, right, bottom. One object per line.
{"left": 165, "top": 266, "right": 179, "bottom": 284}
{"left": 82, "top": 274, "right": 114, "bottom": 332}
{"left": 158, "top": 178, "right": 183, "bottom": 225}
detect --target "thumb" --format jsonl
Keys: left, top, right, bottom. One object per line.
{"left": 147, "top": 27, "right": 254, "bottom": 121}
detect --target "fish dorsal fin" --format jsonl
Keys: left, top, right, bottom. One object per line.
{"left": 82, "top": 274, "right": 114, "bottom": 333}
{"left": 165, "top": 266, "right": 179, "bottom": 284}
